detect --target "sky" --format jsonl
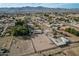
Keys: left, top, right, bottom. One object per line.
{"left": 0, "top": 3, "right": 79, "bottom": 8}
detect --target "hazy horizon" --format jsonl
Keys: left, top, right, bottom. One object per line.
{"left": 0, "top": 3, "right": 79, "bottom": 9}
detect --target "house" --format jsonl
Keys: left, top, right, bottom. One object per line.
{"left": 32, "top": 30, "right": 43, "bottom": 34}
{"left": 49, "top": 37, "right": 70, "bottom": 47}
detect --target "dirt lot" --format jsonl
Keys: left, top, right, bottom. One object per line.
{"left": 0, "top": 36, "right": 13, "bottom": 49}
{"left": 0, "top": 35, "right": 56, "bottom": 56}
{"left": 63, "top": 47, "right": 79, "bottom": 56}
{"left": 31, "top": 34, "right": 56, "bottom": 52}
{"left": 9, "top": 36, "right": 34, "bottom": 56}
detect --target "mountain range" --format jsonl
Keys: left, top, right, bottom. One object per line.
{"left": 0, "top": 6, "right": 79, "bottom": 13}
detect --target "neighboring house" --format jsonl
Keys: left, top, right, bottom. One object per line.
{"left": 49, "top": 36, "right": 70, "bottom": 47}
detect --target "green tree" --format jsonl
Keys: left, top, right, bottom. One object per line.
{"left": 65, "top": 28, "right": 79, "bottom": 36}
{"left": 11, "top": 19, "right": 31, "bottom": 36}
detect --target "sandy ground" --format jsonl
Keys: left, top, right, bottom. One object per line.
{"left": 9, "top": 37, "right": 34, "bottom": 56}
{"left": 63, "top": 47, "right": 79, "bottom": 56}
{"left": 31, "top": 34, "right": 56, "bottom": 52}
{"left": 0, "top": 36, "right": 13, "bottom": 49}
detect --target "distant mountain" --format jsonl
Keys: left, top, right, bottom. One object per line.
{"left": 0, "top": 6, "right": 79, "bottom": 13}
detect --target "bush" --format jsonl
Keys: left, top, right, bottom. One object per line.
{"left": 12, "top": 26, "right": 30, "bottom": 36}
{"left": 11, "top": 19, "right": 31, "bottom": 36}
{"left": 65, "top": 28, "right": 79, "bottom": 36}
{"left": 44, "top": 13, "right": 49, "bottom": 17}
{"left": 15, "top": 19, "right": 24, "bottom": 26}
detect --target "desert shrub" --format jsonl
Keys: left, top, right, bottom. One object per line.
{"left": 65, "top": 28, "right": 79, "bottom": 36}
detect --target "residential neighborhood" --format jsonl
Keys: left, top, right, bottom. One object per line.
{"left": 0, "top": 4, "right": 79, "bottom": 56}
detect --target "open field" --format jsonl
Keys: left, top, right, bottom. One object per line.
{"left": 31, "top": 34, "right": 56, "bottom": 52}
{"left": 63, "top": 47, "right": 79, "bottom": 56}
{"left": 9, "top": 37, "right": 35, "bottom": 56}
{"left": 0, "top": 36, "right": 13, "bottom": 49}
